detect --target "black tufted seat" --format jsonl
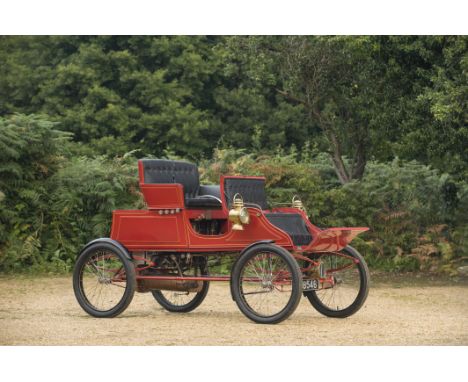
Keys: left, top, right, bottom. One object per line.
{"left": 140, "top": 159, "right": 222, "bottom": 209}
{"left": 264, "top": 212, "right": 313, "bottom": 246}
{"left": 224, "top": 178, "right": 269, "bottom": 210}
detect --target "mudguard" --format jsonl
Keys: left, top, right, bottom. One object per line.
{"left": 78, "top": 237, "right": 133, "bottom": 260}
{"left": 239, "top": 240, "right": 275, "bottom": 256}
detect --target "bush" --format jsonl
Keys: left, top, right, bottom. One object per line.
{"left": 0, "top": 114, "right": 71, "bottom": 271}
{"left": 0, "top": 115, "right": 141, "bottom": 272}
{"left": 203, "top": 148, "right": 467, "bottom": 273}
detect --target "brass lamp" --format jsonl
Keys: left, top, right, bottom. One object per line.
{"left": 228, "top": 193, "right": 250, "bottom": 230}
{"left": 292, "top": 195, "right": 306, "bottom": 213}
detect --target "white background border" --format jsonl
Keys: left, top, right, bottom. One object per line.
{"left": 0, "top": 0, "right": 467, "bottom": 35}
{"left": 0, "top": 1, "right": 466, "bottom": 380}
{"left": 0, "top": 346, "right": 467, "bottom": 382}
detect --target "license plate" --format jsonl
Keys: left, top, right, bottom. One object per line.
{"left": 302, "top": 279, "right": 319, "bottom": 291}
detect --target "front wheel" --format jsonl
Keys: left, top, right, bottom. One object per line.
{"left": 305, "top": 246, "right": 369, "bottom": 318}
{"left": 231, "top": 244, "right": 302, "bottom": 324}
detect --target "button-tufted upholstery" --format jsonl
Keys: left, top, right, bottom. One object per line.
{"left": 224, "top": 178, "right": 269, "bottom": 210}
{"left": 140, "top": 159, "right": 221, "bottom": 209}
{"left": 172, "top": 161, "right": 200, "bottom": 200}
{"left": 141, "top": 159, "right": 175, "bottom": 184}
{"left": 264, "top": 212, "right": 313, "bottom": 246}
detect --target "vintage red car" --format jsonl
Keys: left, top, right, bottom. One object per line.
{"left": 73, "top": 159, "right": 370, "bottom": 324}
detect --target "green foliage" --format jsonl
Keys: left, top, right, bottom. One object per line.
{"left": 203, "top": 149, "right": 468, "bottom": 273}
{"left": 1, "top": 36, "right": 466, "bottom": 176}
{"left": 44, "top": 155, "right": 141, "bottom": 264}
{"left": 0, "top": 115, "right": 141, "bottom": 272}
{"left": 0, "top": 114, "right": 71, "bottom": 270}
{"left": 0, "top": 35, "right": 467, "bottom": 274}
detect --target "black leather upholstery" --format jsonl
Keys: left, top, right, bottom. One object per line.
{"left": 141, "top": 159, "right": 175, "bottom": 184}
{"left": 186, "top": 197, "right": 222, "bottom": 208}
{"left": 140, "top": 159, "right": 221, "bottom": 209}
{"left": 199, "top": 185, "right": 221, "bottom": 199}
{"left": 224, "top": 178, "right": 269, "bottom": 210}
{"left": 172, "top": 161, "right": 199, "bottom": 199}
{"left": 265, "top": 212, "right": 313, "bottom": 246}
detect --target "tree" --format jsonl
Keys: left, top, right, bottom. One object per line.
{"left": 0, "top": 36, "right": 226, "bottom": 159}
{"left": 228, "top": 36, "right": 387, "bottom": 184}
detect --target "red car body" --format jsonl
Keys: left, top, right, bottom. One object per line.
{"left": 109, "top": 160, "right": 368, "bottom": 253}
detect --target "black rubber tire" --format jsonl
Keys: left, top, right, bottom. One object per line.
{"left": 305, "top": 245, "right": 369, "bottom": 318}
{"left": 151, "top": 264, "right": 210, "bottom": 313}
{"left": 73, "top": 242, "right": 136, "bottom": 318}
{"left": 231, "top": 244, "right": 302, "bottom": 324}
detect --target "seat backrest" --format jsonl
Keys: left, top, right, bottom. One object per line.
{"left": 139, "top": 159, "right": 200, "bottom": 199}
{"left": 224, "top": 177, "right": 268, "bottom": 210}
{"left": 172, "top": 160, "right": 199, "bottom": 199}
{"left": 140, "top": 159, "right": 175, "bottom": 184}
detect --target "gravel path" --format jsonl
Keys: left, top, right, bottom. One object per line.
{"left": 0, "top": 275, "right": 467, "bottom": 345}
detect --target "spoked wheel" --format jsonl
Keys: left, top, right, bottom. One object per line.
{"left": 152, "top": 262, "right": 209, "bottom": 313}
{"left": 231, "top": 244, "right": 302, "bottom": 324}
{"left": 73, "top": 243, "right": 136, "bottom": 318}
{"left": 305, "top": 245, "right": 369, "bottom": 318}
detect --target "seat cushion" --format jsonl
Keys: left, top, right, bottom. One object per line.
{"left": 265, "top": 212, "right": 313, "bottom": 246}
{"left": 185, "top": 196, "right": 222, "bottom": 209}
{"left": 199, "top": 185, "right": 221, "bottom": 199}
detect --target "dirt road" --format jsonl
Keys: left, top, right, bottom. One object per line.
{"left": 0, "top": 275, "right": 467, "bottom": 345}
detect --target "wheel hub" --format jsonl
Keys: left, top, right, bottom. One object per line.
{"left": 98, "top": 277, "right": 111, "bottom": 284}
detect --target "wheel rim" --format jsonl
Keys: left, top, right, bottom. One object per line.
{"left": 239, "top": 251, "right": 295, "bottom": 318}
{"left": 79, "top": 249, "right": 128, "bottom": 312}
{"left": 313, "top": 252, "right": 362, "bottom": 312}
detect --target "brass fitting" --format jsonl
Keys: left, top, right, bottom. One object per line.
{"left": 228, "top": 193, "right": 250, "bottom": 230}
{"left": 292, "top": 195, "right": 306, "bottom": 213}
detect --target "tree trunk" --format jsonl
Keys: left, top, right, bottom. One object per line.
{"left": 326, "top": 130, "right": 351, "bottom": 184}
{"left": 324, "top": 124, "right": 367, "bottom": 184}
{"left": 350, "top": 140, "right": 367, "bottom": 180}
{"left": 277, "top": 90, "right": 368, "bottom": 184}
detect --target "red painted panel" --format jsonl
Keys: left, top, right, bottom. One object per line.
{"left": 140, "top": 184, "right": 184, "bottom": 209}
{"left": 185, "top": 207, "right": 293, "bottom": 251}
{"left": 111, "top": 210, "right": 188, "bottom": 250}
{"left": 110, "top": 206, "right": 293, "bottom": 252}
{"left": 119, "top": 216, "right": 180, "bottom": 242}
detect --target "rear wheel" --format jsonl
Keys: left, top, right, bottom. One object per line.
{"left": 305, "top": 246, "right": 369, "bottom": 318}
{"left": 73, "top": 243, "right": 136, "bottom": 318}
{"left": 231, "top": 244, "right": 302, "bottom": 324}
{"left": 152, "top": 262, "right": 209, "bottom": 313}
